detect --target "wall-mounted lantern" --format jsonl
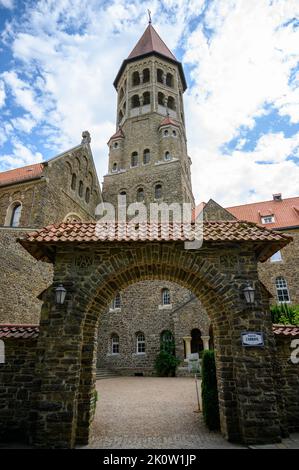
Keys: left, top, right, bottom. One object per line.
{"left": 55, "top": 284, "right": 67, "bottom": 305}
{"left": 243, "top": 282, "right": 255, "bottom": 304}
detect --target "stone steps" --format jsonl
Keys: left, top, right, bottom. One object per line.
{"left": 96, "top": 368, "right": 120, "bottom": 380}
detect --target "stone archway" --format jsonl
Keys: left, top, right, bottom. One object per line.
{"left": 19, "top": 221, "right": 291, "bottom": 448}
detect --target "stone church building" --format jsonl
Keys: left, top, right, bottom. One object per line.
{"left": 0, "top": 23, "right": 298, "bottom": 379}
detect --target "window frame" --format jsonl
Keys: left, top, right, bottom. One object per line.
{"left": 10, "top": 203, "right": 22, "bottom": 227}
{"left": 111, "top": 334, "right": 120, "bottom": 355}
{"left": 275, "top": 276, "right": 290, "bottom": 303}
{"left": 136, "top": 332, "right": 145, "bottom": 354}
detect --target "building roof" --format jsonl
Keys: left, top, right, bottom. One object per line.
{"left": 0, "top": 324, "right": 39, "bottom": 339}
{"left": 1, "top": 323, "right": 297, "bottom": 340}
{"left": 272, "top": 325, "right": 299, "bottom": 337}
{"left": 107, "top": 127, "right": 125, "bottom": 144}
{"left": 227, "top": 195, "right": 299, "bottom": 230}
{"left": 159, "top": 116, "right": 180, "bottom": 129}
{"left": 113, "top": 24, "right": 187, "bottom": 91}
{"left": 0, "top": 163, "right": 44, "bottom": 187}
{"left": 127, "top": 24, "right": 177, "bottom": 62}
{"left": 18, "top": 220, "right": 291, "bottom": 263}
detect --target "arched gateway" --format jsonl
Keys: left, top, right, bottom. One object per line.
{"left": 19, "top": 219, "right": 291, "bottom": 448}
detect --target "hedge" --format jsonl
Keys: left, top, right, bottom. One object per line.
{"left": 201, "top": 350, "right": 220, "bottom": 431}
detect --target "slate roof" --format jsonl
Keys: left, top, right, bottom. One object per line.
{"left": 0, "top": 163, "right": 44, "bottom": 187}
{"left": 18, "top": 220, "right": 292, "bottom": 263}
{"left": 127, "top": 24, "right": 177, "bottom": 61}
{"left": 227, "top": 196, "right": 299, "bottom": 230}
{"left": 0, "top": 324, "right": 39, "bottom": 339}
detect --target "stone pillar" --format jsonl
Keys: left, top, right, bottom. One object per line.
{"left": 201, "top": 335, "right": 210, "bottom": 350}
{"left": 183, "top": 336, "right": 192, "bottom": 359}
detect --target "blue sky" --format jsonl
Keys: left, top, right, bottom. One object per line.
{"left": 0, "top": 0, "right": 298, "bottom": 206}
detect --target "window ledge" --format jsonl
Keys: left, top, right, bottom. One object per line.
{"left": 133, "top": 353, "right": 146, "bottom": 356}
{"left": 158, "top": 304, "right": 172, "bottom": 310}
{"left": 109, "top": 308, "right": 121, "bottom": 313}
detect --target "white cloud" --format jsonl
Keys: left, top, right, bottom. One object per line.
{"left": 0, "top": 139, "right": 43, "bottom": 168}
{"left": 0, "top": 80, "right": 5, "bottom": 108}
{"left": 0, "top": 0, "right": 14, "bottom": 9}
{"left": 2, "top": 71, "right": 43, "bottom": 120}
{"left": 10, "top": 114, "right": 37, "bottom": 133}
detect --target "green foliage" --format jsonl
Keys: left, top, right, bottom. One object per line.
{"left": 154, "top": 340, "right": 180, "bottom": 377}
{"left": 270, "top": 303, "right": 299, "bottom": 325}
{"left": 201, "top": 350, "right": 220, "bottom": 431}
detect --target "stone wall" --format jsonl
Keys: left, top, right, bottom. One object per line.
{"left": 0, "top": 337, "right": 38, "bottom": 442}
{"left": 97, "top": 280, "right": 210, "bottom": 375}
{"left": 258, "top": 230, "right": 299, "bottom": 305}
{"left": 275, "top": 334, "right": 299, "bottom": 432}
{"left": 0, "top": 229, "right": 53, "bottom": 324}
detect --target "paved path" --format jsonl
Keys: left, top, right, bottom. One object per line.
{"left": 88, "top": 377, "right": 244, "bottom": 449}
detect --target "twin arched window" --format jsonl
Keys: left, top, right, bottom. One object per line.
{"left": 131, "top": 95, "right": 140, "bottom": 108}
{"left": 275, "top": 277, "right": 290, "bottom": 303}
{"left": 132, "top": 68, "right": 150, "bottom": 86}
{"left": 157, "top": 69, "right": 174, "bottom": 87}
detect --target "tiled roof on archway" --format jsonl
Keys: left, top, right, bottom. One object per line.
{"left": 18, "top": 220, "right": 292, "bottom": 263}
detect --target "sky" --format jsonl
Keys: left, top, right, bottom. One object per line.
{"left": 0, "top": 0, "right": 298, "bottom": 207}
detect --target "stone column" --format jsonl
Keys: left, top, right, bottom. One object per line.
{"left": 201, "top": 335, "right": 210, "bottom": 350}
{"left": 183, "top": 336, "right": 192, "bottom": 359}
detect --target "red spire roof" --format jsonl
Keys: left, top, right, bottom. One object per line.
{"left": 127, "top": 24, "right": 177, "bottom": 61}
{"left": 159, "top": 116, "right": 180, "bottom": 128}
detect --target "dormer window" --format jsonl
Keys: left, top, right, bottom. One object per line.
{"left": 113, "top": 142, "right": 119, "bottom": 149}
{"left": 261, "top": 215, "right": 275, "bottom": 224}
{"left": 273, "top": 193, "right": 282, "bottom": 201}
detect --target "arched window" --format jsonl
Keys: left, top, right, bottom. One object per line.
{"left": 143, "top": 91, "right": 150, "bottom": 105}
{"left": 158, "top": 92, "right": 165, "bottom": 106}
{"left": 79, "top": 181, "right": 83, "bottom": 197}
{"left": 111, "top": 334, "right": 119, "bottom": 354}
{"left": 119, "top": 190, "right": 127, "bottom": 196}
{"left": 136, "top": 332, "right": 145, "bottom": 354}
{"left": 275, "top": 277, "right": 290, "bottom": 303}
{"left": 85, "top": 187, "right": 90, "bottom": 203}
{"left": 143, "top": 68, "right": 150, "bottom": 83}
{"left": 132, "top": 71, "right": 140, "bottom": 86}
{"left": 143, "top": 149, "right": 150, "bottom": 164}
{"left": 172, "top": 130, "right": 177, "bottom": 136}
{"left": 112, "top": 162, "right": 118, "bottom": 172}
{"left": 163, "top": 129, "right": 169, "bottom": 136}
{"left": 191, "top": 329, "right": 203, "bottom": 354}
{"left": 160, "top": 330, "right": 174, "bottom": 353}
{"left": 162, "top": 288, "right": 171, "bottom": 305}
{"left": 119, "top": 87, "right": 124, "bottom": 101}
{"left": 10, "top": 203, "right": 22, "bottom": 227}
{"left": 137, "top": 187, "right": 144, "bottom": 202}
{"left": 167, "top": 96, "right": 175, "bottom": 110}
{"left": 164, "top": 151, "right": 171, "bottom": 161}
{"left": 113, "top": 142, "right": 119, "bottom": 149}
{"left": 131, "top": 152, "right": 138, "bottom": 167}
{"left": 155, "top": 183, "right": 162, "bottom": 199}
{"left": 166, "top": 73, "right": 173, "bottom": 87}
{"left": 131, "top": 94, "right": 140, "bottom": 108}
{"left": 111, "top": 292, "right": 121, "bottom": 309}
{"left": 157, "top": 68, "right": 164, "bottom": 83}
{"left": 71, "top": 173, "right": 76, "bottom": 190}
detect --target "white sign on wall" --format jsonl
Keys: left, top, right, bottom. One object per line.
{"left": 241, "top": 332, "right": 264, "bottom": 347}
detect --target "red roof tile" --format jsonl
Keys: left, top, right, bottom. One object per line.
{"left": 272, "top": 324, "right": 299, "bottom": 337}
{"left": 159, "top": 116, "right": 180, "bottom": 129}
{"left": 108, "top": 127, "right": 125, "bottom": 144}
{"left": 226, "top": 196, "right": 299, "bottom": 230}
{"left": 128, "top": 24, "right": 177, "bottom": 61}
{"left": 0, "top": 324, "right": 39, "bottom": 339}
{"left": 18, "top": 220, "right": 291, "bottom": 263}
{"left": 0, "top": 163, "right": 44, "bottom": 187}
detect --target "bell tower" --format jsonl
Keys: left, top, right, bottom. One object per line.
{"left": 102, "top": 22, "right": 194, "bottom": 210}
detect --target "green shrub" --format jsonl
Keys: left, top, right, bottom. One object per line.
{"left": 271, "top": 303, "right": 299, "bottom": 325}
{"left": 154, "top": 350, "right": 180, "bottom": 377}
{"left": 201, "top": 350, "right": 220, "bottom": 431}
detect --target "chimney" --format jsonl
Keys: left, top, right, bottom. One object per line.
{"left": 273, "top": 193, "right": 282, "bottom": 201}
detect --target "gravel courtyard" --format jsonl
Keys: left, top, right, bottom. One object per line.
{"left": 87, "top": 376, "right": 244, "bottom": 449}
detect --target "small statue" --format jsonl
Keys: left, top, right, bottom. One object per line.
{"left": 81, "top": 130, "right": 91, "bottom": 144}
